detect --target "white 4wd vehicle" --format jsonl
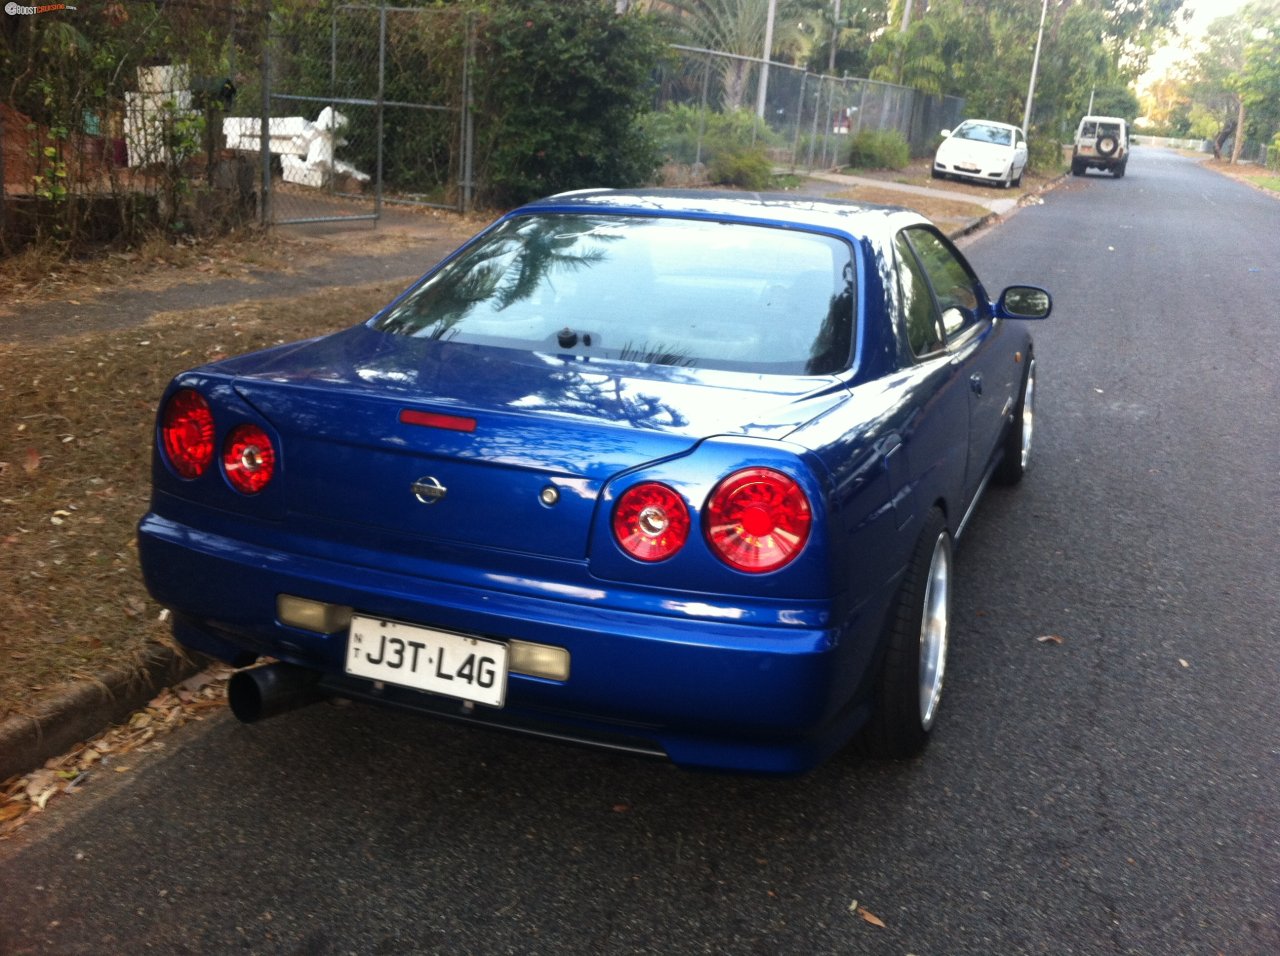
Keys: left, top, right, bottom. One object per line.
{"left": 1072, "top": 116, "right": 1128, "bottom": 177}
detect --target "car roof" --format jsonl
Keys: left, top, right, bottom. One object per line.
{"left": 957, "top": 118, "right": 1021, "bottom": 131}
{"left": 520, "top": 188, "right": 927, "bottom": 240}
{"left": 1080, "top": 115, "right": 1126, "bottom": 124}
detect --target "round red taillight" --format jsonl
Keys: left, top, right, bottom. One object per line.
{"left": 222, "top": 423, "right": 277, "bottom": 495}
{"left": 160, "top": 389, "right": 215, "bottom": 479}
{"left": 705, "top": 468, "right": 811, "bottom": 573}
{"left": 612, "top": 482, "right": 690, "bottom": 562}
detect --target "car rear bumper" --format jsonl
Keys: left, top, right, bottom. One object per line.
{"left": 139, "top": 512, "right": 880, "bottom": 773}
{"left": 933, "top": 160, "right": 1007, "bottom": 183}
{"left": 1073, "top": 151, "right": 1124, "bottom": 169}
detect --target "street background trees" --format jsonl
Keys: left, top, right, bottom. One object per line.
{"left": 1155, "top": 0, "right": 1280, "bottom": 162}
{"left": 6, "top": 0, "right": 1273, "bottom": 260}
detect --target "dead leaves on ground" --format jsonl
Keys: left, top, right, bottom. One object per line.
{"left": 0, "top": 665, "right": 231, "bottom": 839}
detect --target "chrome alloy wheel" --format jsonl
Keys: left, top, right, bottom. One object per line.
{"left": 1019, "top": 360, "right": 1036, "bottom": 471}
{"left": 918, "top": 531, "right": 953, "bottom": 730}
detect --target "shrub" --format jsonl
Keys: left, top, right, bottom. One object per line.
{"left": 1026, "top": 131, "right": 1066, "bottom": 175}
{"left": 472, "top": 0, "right": 667, "bottom": 208}
{"left": 642, "top": 103, "right": 781, "bottom": 168}
{"left": 847, "top": 129, "right": 909, "bottom": 170}
{"left": 708, "top": 146, "right": 774, "bottom": 190}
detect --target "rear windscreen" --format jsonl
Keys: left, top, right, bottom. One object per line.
{"left": 371, "top": 214, "right": 857, "bottom": 375}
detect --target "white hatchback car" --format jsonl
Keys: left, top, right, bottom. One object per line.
{"left": 932, "top": 119, "right": 1028, "bottom": 189}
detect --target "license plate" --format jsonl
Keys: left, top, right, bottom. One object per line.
{"left": 345, "top": 615, "right": 508, "bottom": 707}
{"left": 957, "top": 163, "right": 980, "bottom": 173}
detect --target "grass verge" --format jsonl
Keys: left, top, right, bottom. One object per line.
{"left": 0, "top": 280, "right": 405, "bottom": 724}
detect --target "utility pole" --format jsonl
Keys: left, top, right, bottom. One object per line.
{"left": 755, "top": 0, "right": 778, "bottom": 118}
{"left": 829, "top": 0, "right": 842, "bottom": 73}
{"left": 1022, "top": 0, "right": 1048, "bottom": 132}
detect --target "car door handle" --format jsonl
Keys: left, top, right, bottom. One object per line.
{"left": 969, "top": 373, "right": 983, "bottom": 396}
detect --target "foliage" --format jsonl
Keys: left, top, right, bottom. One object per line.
{"left": 1088, "top": 88, "right": 1141, "bottom": 123}
{"left": 1178, "top": 0, "right": 1280, "bottom": 160}
{"left": 1237, "top": 7, "right": 1280, "bottom": 146}
{"left": 867, "top": 0, "right": 1181, "bottom": 145}
{"left": 471, "top": 0, "right": 667, "bottom": 208}
{"left": 1025, "top": 129, "right": 1065, "bottom": 176}
{"left": 642, "top": 102, "right": 781, "bottom": 167}
{"left": 659, "top": 0, "right": 824, "bottom": 109}
{"left": 1, "top": 0, "right": 261, "bottom": 255}
{"left": 707, "top": 145, "right": 775, "bottom": 189}
{"left": 847, "top": 128, "right": 909, "bottom": 170}
{"left": 807, "top": 0, "right": 887, "bottom": 79}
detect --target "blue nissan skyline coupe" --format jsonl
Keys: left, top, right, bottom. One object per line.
{"left": 138, "top": 190, "right": 1051, "bottom": 773}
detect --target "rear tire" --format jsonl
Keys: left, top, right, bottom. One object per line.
{"left": 1071, "top": 159, "right": 1084, "bottom": 176}
{"left": 858, "top": 508, "right": 952, "bottom": 759}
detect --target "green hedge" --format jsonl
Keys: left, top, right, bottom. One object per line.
{"left": 847, "top": 129, "right": 909, "bottom": 170}
{"left": 472, "top": 0, "right": 666, "bottom": 208}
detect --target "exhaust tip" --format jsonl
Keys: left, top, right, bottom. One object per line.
{"left": 228, "top": 663, "right": 325, "bottom": 723}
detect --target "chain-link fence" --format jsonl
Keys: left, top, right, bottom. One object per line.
{"left": 230, "top": 2, "right": 474, "bottom": 226}
{"left": 4, "top": 2, "right": 967, "bottom": 254}
{"left": 653, "top": 46, "right": 965, "bottom": 175}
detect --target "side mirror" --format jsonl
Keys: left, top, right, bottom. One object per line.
{"left": 940, "top": 129, "right": 952, "bottom": 138}
{"left": 996, "top": 286, "right": 1051, "bottom": 320}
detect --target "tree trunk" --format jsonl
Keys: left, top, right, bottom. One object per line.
{"left": 1213, "top": 118, "right": 1237, "bottom": 161}
{"left": 1229, "top": 98, "right": 1247, "bottom": 164}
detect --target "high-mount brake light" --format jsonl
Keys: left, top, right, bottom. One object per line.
{"left": 223, "top": 423, "right": 277, "bottom": 494}
{"left": 612, "top": 482, "right": 690, "bottom": 562}
{"left": 705, "top": 468, "right": 811, "bottom": 573}
{"left": 160, "top": 389, "right": 215, "bottom": 479}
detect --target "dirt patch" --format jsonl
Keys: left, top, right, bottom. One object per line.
{"left": 818, "top": 182, "right": 992, "bottom": 234}
{"left": 849, "top": 157, "right": 1063, "bottom": 197}
{"left": 0, "top": 281, "right": 401, "bottom": 728}
{"left": 1202, "top": 157, "right": 1280, "bottom": 196}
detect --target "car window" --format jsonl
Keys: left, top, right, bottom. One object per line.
{"left": 901, "top": 227, "right": 982, "bottom": 339}
{"left": 893, "top": 234, "right": 943, "bottom": 357}
{"left": 372, "top": 214, "right": 856, "bottom": 375}
{"left": 956, "top": 122, "right": 1011, "bottom": 146}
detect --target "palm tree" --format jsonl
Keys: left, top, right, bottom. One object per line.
{"left": 660, "top": 0, "right": 821, "bottom": 109}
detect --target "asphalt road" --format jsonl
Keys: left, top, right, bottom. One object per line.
{"left": 1, "top": 148, "right": 1277, "bottom": 955}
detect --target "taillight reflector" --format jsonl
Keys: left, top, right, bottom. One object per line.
{"left": 160, "top": 389, "right": 215, "bottom": 479}
{"left": 400, "top": 409, "right": 477, "bottom": 433}
{"left": 612, "top": 482, "right": 690, "bottom": 562}
{"left": 705, "top": 468, "right": 811, "bottom": 573}
{"left": 223, "top": 423, "right": 277, "bottom": 494}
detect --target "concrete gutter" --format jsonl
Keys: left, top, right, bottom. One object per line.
{"left": 0, "top": 645, "right": 203, "bottom": 783}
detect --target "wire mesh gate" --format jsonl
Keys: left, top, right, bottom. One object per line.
{"left": 236, "top": 2, "right": 474, "bottom": 227}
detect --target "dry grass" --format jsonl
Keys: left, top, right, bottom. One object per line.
{"left": 828, "top": 183, "right": 993, "bottom": 232}
{"left": 0, "top": 228, "right": 300, "bottom": 312}
{"left": 0, "top": 280, "right": 404, "bottom": 721}
{"left": 1203, "top": 157, "right": 1280, "bottom": 195}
